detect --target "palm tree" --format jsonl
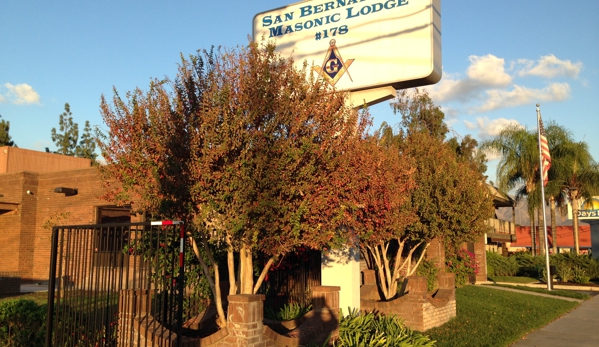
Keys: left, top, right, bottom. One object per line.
{"left": 550, "top": 139, "right": 599, "bottom": 254}
{"left": 480, "top": 124, "right": 546, "bottom": 254}
{"left": 535, "top": 122, "right": 572, "bottom": 254}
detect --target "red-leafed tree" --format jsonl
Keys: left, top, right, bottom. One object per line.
{"left": 332, "top": 133, "right": 417, "bottom": 300}
{"left": 98, "top": 42, "right": 367, "bottom": 326}
{"left": 354, "top": 89, "right": 493, "bottom": 300}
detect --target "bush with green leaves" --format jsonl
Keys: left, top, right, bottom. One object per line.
{"left": 335, "top": 309, "right": 436, "bottom": 347}
{"left": 486, "top": 251, "right": 518, "bottom": 277}
{"left": 555, "top": 262, "right": 574, "bottom": 283}
{"left": 264, "top": 302, "right": 312, "bottom": 321}
{"left": 513, "top": 252, "right": 545, "bottom": 277}
{"left": 0, "top": 299, "right": 46, "bottom": 347}
{"left": 552, "top": 252, "right": 599, "bottom": 282}
{"left": 572, "top": 267, "right": 590, "bottom": 284}
{"left": 416, "top": 258, "right": 439, "bottom": 293}
{"left": 446, "top": 249, "right": 478, "bottom": 287}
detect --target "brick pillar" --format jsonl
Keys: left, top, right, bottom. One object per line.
{"left": 224, "top": 294, "right": 266, "bottom": 347}
{"left": 362, "top": 269, "right": 376, "bottom": 285}
{"left": 406, "top": 276, "right": 428, "bottom": 300}
{"left": 117, "top": 289, "right": 153, "bottom": 347}
{"left": 426, "top": 238, "right": 446, "bottom": 273}
{"left": 311, "top": 286, "right": 340, "bottom": 341}
{"left": 360, "top": 270, "right": 380, "bottom": 301}
{"left": 467, "top": 234, "right": 488, "bottom": 283}
{"left": 312, "top": 286, "right": 340, "bottom": 316}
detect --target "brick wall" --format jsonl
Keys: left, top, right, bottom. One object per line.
{"left": 360, "top": 273, "right": 456, "bottom": 332}
{"left": 0, "top": 272, "right": 20, "bottom": 294}
{"left": 0, "top": 166, "right": 140, "bottom": 282}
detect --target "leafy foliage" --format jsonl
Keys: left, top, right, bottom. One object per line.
{"left": 486, "top": 251, "right": 519, "bottom": 277}
{"left": 50, "top": 103, "right": 79, "bottom": 156}
{"left": 335, "top": 309, "right": 436, "bottom": 347}
{"left": 446, "top": 249, "right": 478, "bottom": 287}
{"left": 98, "top": 41, "right": 365, "bottom": 325}
{"left": 0, "top": 299, "right": 46, "bottom": 347}
{"left": 48, "top": 103, "right": 97, "bottom": 161}
{"left": 357, "top": 89, "right": 493, "bottom": 300}
{"left": 264, "top": 302, "right": 312, "bottom": 321}
{"left": 416, "top": 258, "right": 439, "bottom": 293}
{"left": 0, "top": 115, "right": 16, "bottom": 147}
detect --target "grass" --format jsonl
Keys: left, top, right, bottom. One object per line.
{"left": 488, "top": 283, "right": 591, "bottom": 300}
{"left": 488, "top": 276, "right": 538, "bottom": 284}
{"left": 426, "top": 285, "right": 579, "bottom": 347}
{"left": 0, "top": 291, "right": 48, "bottom": 305}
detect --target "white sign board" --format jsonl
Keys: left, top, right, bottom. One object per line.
{"left": 568, "top": 197, "right": 599, "bottom": 220}
{"left": 253, "top": 0, "right": 442, "bottom": 92}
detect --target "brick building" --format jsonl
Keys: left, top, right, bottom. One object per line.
{"left": 0, "top": 146, "right": 139, "bottom": 283}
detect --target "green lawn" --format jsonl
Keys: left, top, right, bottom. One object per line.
{"left": 488, "top": 283, "right": 591, "bottom": 300}
{"left": 488, "top": 276, "right": 538, "bottom": 284}
{"left": 0, "top": 291, "right": 48, "bottom": 305}
{"left": 426, "top": 285, "right": 579, "bottom": 347}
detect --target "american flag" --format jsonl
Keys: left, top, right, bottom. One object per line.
{"left": 539, "top": 114, "right": 551, "bottom": 186}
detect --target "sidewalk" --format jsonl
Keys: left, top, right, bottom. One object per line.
{"left": 483, "top": 283, "right": 599, "bottom": 347}
{"left": 509, "top": 292, "right": 599, "bottom": 347}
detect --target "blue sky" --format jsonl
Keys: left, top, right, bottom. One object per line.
{"left": 1, "top": 0, "right": 598, "bottom": 183}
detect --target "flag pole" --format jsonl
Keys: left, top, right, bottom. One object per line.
{"left": 537, "top": 103, "right": 553, "bottom": 290}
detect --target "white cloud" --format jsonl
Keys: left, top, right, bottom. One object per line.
{"left": 464, "top": 117, "right": 523, "bottom": 140}
{"left": 463, "top": 117, "right": 524, "bottom": 160}
{"left": 0, "top": 94, "right": 5, "bottom": 103}
{"left": 467, "top": 54, "right": 512, "bottom": 86}
{"left": 517, "top": 55, "right": 582, "bottom": 79}
{"left": 475, "top": 83, "right": 570, "bottom": 113}
{"left": 426, "top": 54, "right": 580, "bottom": 115}
{"left": 427, "top": 54, "right": 511, "bottom": 104}
{"left": 3, "top": 83, "right": 41, "bottom": 104}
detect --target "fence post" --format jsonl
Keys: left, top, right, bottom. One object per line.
{"left": 45, "top": 227, "right": 59, "bottom": 347}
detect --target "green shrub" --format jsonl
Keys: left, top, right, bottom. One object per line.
{"left": 513, "top": 252, "right": 545, "bottom": 277}
{"left": 446, "top": 249, "right": 478, "bottom": 287}
{"left": 264, "top": 302, "right": 312, "bottom": 321}
{"left": 335, "top": 309, "right": 436, "bottom": 347}
{"left": 0, "top": 299, "right": 46, "bottom": 347}
{"left": 551, "top": 253, "right": 599, "bottom": 282}
{"left": 588, "top": 259, "right": 599, "bottom": 280}
{"left": 555, "top": 262, "right": 573, "bottom": 283}
{"left": 572, "top": 267, "right": 590, "bottom": 284}
{"left": 486, "top": 251, "right": 518, "bottom": 277}
{"left": 416, "top": 259, "right": 439, "bottom": 293}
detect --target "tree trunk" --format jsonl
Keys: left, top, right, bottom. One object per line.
{"left": 572, "top": 191, "right": 581, "bottom": 254}
{"left": 530, "top": 214, "right": 536, "bottom": 256}
{"left": 253, "top": 257, "right": 275, "bottom": 294}
{"left": 550, "top": 196, "right": 557, "bottom": 254}
{"left": 538, "top": 207, "right": 546, "bottom": 256}
{"left": 239, "top": 243, "right": 254, "bottom": 294}
{"left": 190, "top": 237, "right": 227, "bottom": 328}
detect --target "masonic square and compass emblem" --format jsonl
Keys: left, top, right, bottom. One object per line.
{"left": 313, "top": 39, "right": 355, "bottom": 87}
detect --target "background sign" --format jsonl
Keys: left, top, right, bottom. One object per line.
{"left": 568, "top": 197, "right": 599, "bottom": 220}
{"left": 253, "top": 0, "right": 442, "bottom": 92}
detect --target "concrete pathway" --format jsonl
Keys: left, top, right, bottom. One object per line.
{"left": 21, "top": 282, "right": 49, "bottom": 293}
{"left": 509, "top": 293, "right": 599, "bottom": 347}
{"left": 481, "top": 283, "right": 599, "bottom": 347}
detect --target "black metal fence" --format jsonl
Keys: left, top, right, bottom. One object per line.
{"left": 46, "top": 221, "right": 187, "bottom": 347}
{"left": 258, "top": 249, "right": 321, "bottom": 311}
{"left": 46, "top": 221, "right": 323, "bottom": 346}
